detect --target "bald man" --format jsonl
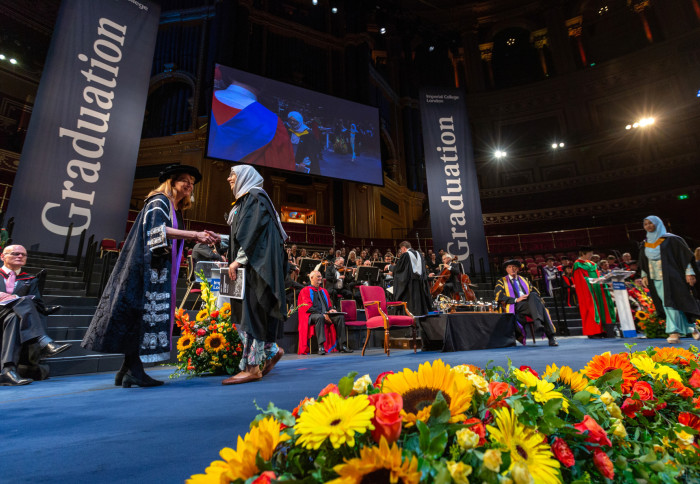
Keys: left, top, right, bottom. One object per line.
{"left": 0, "top": 245, "right": 71, "bottom": 385}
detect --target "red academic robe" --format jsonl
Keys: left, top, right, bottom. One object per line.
{"left": 572, "top": 259, "right": 615, "bottom": 335}
{"left": 296, "top": 285, "right": 338, "bottom": 355}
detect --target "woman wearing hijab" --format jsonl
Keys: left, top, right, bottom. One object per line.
{"left": 82, "top": 165, "right": 219, "bottom": 387}
{"left": 287, "top": 111, "right": 320, "bottom": 174}
{"left": 222, "top": 165, "right": 287, "bottom": 385}
{"left": 638, "top": 216, "right": 700, "bottom": 343}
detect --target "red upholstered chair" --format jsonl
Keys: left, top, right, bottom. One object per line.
{"left": 340, "top": 299, "right": 365, "bottom": 350}
{"left": 99, "top": 238, "right": 118, "bottom": 258}
{"left": 359, "top": 285, "right": 416, "bottom": 356}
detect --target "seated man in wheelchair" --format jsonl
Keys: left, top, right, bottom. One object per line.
{"left": 494, "top": 259, "right": 558, "bottom": 347}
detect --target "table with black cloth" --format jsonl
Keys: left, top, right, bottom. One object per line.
{"left": 421, "top": 312, "right": 516, "bottom": 352}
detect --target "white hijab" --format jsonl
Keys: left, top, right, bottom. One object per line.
{"left": 227, "top": 165, "right": 287, "bottom": 241}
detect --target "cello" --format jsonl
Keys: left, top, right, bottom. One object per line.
{"left": 430, "top": 257, "right": 476, "bottom": 301}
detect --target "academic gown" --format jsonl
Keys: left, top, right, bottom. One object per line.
{"left": 82, "top": 194, "right": 180, "bottom": 362}
{"left": 391, "top": 249, "right": 432, "bottom": 316}
{"left": 638, "top": 235, "right": 700, "bottom": 320}
{"left": 572, "top": 259, "right": 616, "bottom": 336}
{"left": 228, "top": 189, "right": 287, "bottom": 343}
{"left": 296, "top": 286, "right": 337, "bottom": 354}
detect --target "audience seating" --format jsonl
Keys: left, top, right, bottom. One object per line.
{"left": 99, "top": 238, "right": 119, "bottom": 258}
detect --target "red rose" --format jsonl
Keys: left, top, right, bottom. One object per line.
{"left": 519, "top": 365, "right": 539, "bottom": 378}
{"left": 318, "top": 383, "right": 341, "bottom": 398}
{"left": 631, "top": 381, "right": 654, "bottom": 401}
{"left": 488, "top": 381, "right": 517, "bottom": 408}
{"left": 251, "top": 471, "right": 276, "bottom": 484}
{"left": 679, "top": 412, "right": 700, "bottom": 431}
{"left": 574, "top": 416, "right": 612, "bottom": 447}
{"left": 197, "top": 328, "right": 206, "bottom": 336}
{"left": 374, "top": 371, "right": 394, "bottom": 388}
{"left": 368, "top": 393, "right": 403, "bottom": 444}
{"left": 689, "top": 370, "right": 700, "bottom": 388}
{"left": 196, "top": 347, "right": 204, "bottom": 356}
{"left": 593, "top": 449, "right": 614, "bottom": 480}
{"left": 463, "top": 418, "right": 486, "bottom": 446}
{"left": 551, "top": 437, "right": 575, "bottom": 467}
{"left": 210, "top": 310, "right": 220, "bottom": 318}
{"left": 621, "top": 398, "right": 642, "bottom": 418}
{"left": 693, "top": 396, "right": 700, "bottom": 409}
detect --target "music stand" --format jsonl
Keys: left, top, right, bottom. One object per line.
{"left": 298, "top": 258, "right": 317, "bottom": 284}
{"left": 372, "top": 261, "right": 387, "bottom": 270}
{"left": 357, "top": 266, "right": 380, "bottom": 285}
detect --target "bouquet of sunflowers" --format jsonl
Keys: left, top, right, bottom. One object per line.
{"left": 189, "top": 346, "right": 700, "bottom": 483}
{"left": 628, "top": 281, "right": 667, "bottom": 339}
{"left": 173, "top": 274, "right": 242, "bottom": 377}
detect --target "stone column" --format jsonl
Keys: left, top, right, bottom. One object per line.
{"left": 566, "top": 16, "right": 587, "bottom": 67}
{"left": 530, "top": 28, "right": 550, "bottom": 77}
{"left": 479, "top": 42, "right": 494, "bottom": 89}
{"left": 631, "top": 0, "right": 653, "bottom": 43}
{"left": 270, "top": 176, "right": 286, "bottom": 207}
{"left": 544, "top": 5, "right": 576, "bottom": 75}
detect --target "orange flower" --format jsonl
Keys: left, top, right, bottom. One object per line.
{"left": 631, "top": 381, "right": 654, "bottom": 401}
{"left": 574, "top": 415, "right": 611, "bottom": 447}
{"left": 679, "top": 412, "right": 700, "bottom": 432}
{"left": 487, "top": 381, "right": 517, "bottom": 408}
{"left": 669, "top": 379, "right": 694, "bottom": 398}
{"left": 584, "top": 352, "right": 639, "bottom": 393}
{"left": 593, "top": 449, "right": 614, "bottom": 480}
{"left": 652, "top": 347, "right": 696, "bottom": 366}
{"left": 318, "top": 383, "right": 341, "bottom": 398}
{"left": 689, "top": 370, "right": 700, "bottom": 388}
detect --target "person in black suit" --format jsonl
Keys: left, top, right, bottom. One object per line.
{"left": 0, "top": 245, "right": 71, "bottom": 386}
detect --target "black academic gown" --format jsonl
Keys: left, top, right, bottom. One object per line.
{"left": 639, "top": 235, "right": 700, "bottom": 319}
{"left": 391, "top": 249, "right": 432, "bottom": 316}
{"left": 228, "top": 189, "right": 287, "bottom": 343}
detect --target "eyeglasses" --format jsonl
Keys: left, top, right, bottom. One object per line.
{"left": 7, "top": 252, "right": 26, "bottom": 257}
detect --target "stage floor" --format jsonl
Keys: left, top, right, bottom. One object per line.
{"left": 0, "top": 336, "right": 693, "bottom": 483}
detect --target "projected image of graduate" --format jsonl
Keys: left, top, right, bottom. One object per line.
{"left": 207, "top": 64, "right": 383, "bottom": 186}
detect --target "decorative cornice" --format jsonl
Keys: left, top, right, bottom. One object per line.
{"left": 479, "top": 154, "right": 696, "bottom": 199}
{"left": 0, "top": 149, "right": 20, "bottom": 172}
{"left": 482, "top": 185, "right": 700, "bottom": 224}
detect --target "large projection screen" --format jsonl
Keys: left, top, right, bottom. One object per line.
{"left": 207, "top": 64, "right": 383, "bottom": 186}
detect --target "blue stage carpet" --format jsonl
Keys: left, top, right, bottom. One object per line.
{"left": 0, "top": 336, "right": 694, "bottom": 483}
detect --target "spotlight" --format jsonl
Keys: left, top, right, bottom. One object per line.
{"left": 312, "top": 0, "right": 318, "bottom": 4}
{"left": 551, "top": 143, "right": 558, "bottom": 149}
{"left": 379, "top": 27, "right": 386, "bottom": 34}
{"left": 625, "top": 125, "right": 632, "bottom": 130}
{"left": 9, "top": 58, "right": 17, "bottom": 65}
{"left": 331, "top": 6, "right": 338, "bottom": 13}
{"left": 559, "top": 142, "right": 565, "bottom": 147}
{"left": 494, "top": 150, "right": 506, "bottom": 159}
{"left": 0, "top": 54, "right": 5, "bottom": 60}
{"left": 632, "top": 122, "right": 639, "bottom": 128}
{"left": 697, "top": 89, "right": 700, "bottom": 97}
{"left": 428, "top": 45, "right": 435, "bottom": 52}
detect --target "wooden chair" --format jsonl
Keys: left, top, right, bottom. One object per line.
{"left": 99, "top": 238, "right": 118, "bottom": 258}
{"left": 178, "top": 255, "right": 201, "bottom": 310}
{"left": 358, "top": 285, "right": 416, "bottom": 356}
{"left": 340, "top": 299, "right": 365, "bottom": 350}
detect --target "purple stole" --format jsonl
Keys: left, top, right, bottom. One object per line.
{"left": 169, "top": 204, "right": 184, "bottom": 346}
{"left": 504, "top": 276, "right": 529, "bottom": 314}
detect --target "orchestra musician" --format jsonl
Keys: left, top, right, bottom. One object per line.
{"left": 435, "top": 253, "right": 465, "bottom": 300}
{"left": 324, "top": 257, "right": 353, "bottom": 305}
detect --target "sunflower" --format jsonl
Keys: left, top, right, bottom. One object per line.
{"left": 382, "top": 359, "right": 475, "bottom": 426}
{"left": 652, "top": 347, "right": 697, "bottom": 366}
{"left": 328, "top": 437, "right": 421, "bottom": 484}
{"left": 635, "top": 310, "right": 649, "bottom": 321}
{"left": 630, "top": 354, "right": 682, "bottom": 382}
{"left": 486, "top": 407, "right": 561, "bottom": 484}
{"left": 558, "top": 366, "right": 590, "bottom": 393}
{"left": 221, "top": 303, "right": 231, "bottom": 319}
{"left": 583, "top": 352, "right": 639, "bottom": 393}
{"left": 187, "top": 416, "right": 288, "bottom": 483}
{"left": 177, "top": 333, "right": 194, "bottom": 351}
{"left": 294, "top": 392, "right": 375, "bottom": 449}
{"left": 205, "top": 333, "right": 225, "bottom": 353}
{"left": 196, "top": 309, "right": 209, "bottom": 322}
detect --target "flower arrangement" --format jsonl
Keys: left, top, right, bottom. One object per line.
{"left": 173, "top": 273, "right": 242, "bottom": 377}
{"left": 628, "top": 281, "right": 667, "bottom": 339}
{"left": 189, "top": 346, "right": 700, "bottom": 483}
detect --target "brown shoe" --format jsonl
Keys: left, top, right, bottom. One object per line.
{"left": 667, "top": 333, "right": 681, "bottom": 344}
{"left": 262, "top": 348, "right": 284, "bottom": 377}
{"left": 222, "top": 371, "right": 262, "bottom": 385}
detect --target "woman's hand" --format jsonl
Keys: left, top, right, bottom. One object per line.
{"left": 229, "top": 261, "right": 241, "bottom": 280}
{"left": 642, "top": 277, "right": 648, "bottom": 288}
{"left": 193, "top": 231, "right": 219, "bottom": 244}
{"left": 687, "top": 274, "right": 697, "bottom": 286}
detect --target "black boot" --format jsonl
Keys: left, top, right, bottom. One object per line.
{"left": 122, "top": 353, "right": 163, "bottom": 388}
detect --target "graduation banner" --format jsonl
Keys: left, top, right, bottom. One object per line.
{"left": 419, "top": 88, "right": 489, "bottom": 269}
{"left": 7, "top": 0, "right": 160, "bottom": 253}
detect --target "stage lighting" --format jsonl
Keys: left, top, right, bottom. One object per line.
{"left": 551, "top": 143, "right": 558, "bottom": 149}
{"left": 0, "top": 54, "right": 5, "bottom": 60}
{"left": 428, "top": 45, "right": 435, "bottom": 52}
{"left": 331, "top": 7, "right": 338, "bottom": 13}
{"left": 9, "top": 58, "right": 17, "bottom": 65}
{"left": 379, "top": 27, "right": 386, "bottom": 34}
{"left": 559, "top": 142, "right": 564, "bottom": 147}
{"left": 625, "top": 125, "right": 632, "bottom": 130}
{"left": 494, "top": 150, "right": 506, "bottom": 159}
{"left": 551, "top": 142, "right": 565, "bottom": 149}
{"left": 312, "top": 0, "right": 318, "bottom": 4}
